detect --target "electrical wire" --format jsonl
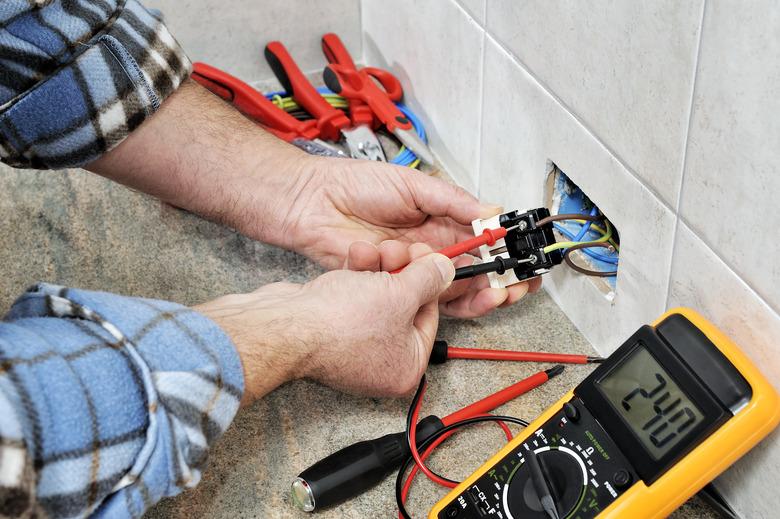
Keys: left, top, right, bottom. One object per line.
{"left": 544, "top": 220, "right": 613, "bottom": 254}
{"left": 564, "top": 242, "right": 618, "bottom": 277}
{"left": 573, "top": 207, "right": 598, "bottom": 242}
{"left": 396, "top": 414, "right": 529, "bottom": 519}
{"left": 570, "top": 221, "right": 620, "bottom": 251}
{"left": 553, "top": 223, "right": 619, "bottom": 264}
{"left": 399, "top": 415, "right": 513, "bottom": 513}
{"left": 392, "top": 103, "right": 427, "bottom": 167}
{"left": 407, "top": 375, "right": 458, "bottom": 488}
{"left": 535, "top": 213, "right": 603, "bottom": 228}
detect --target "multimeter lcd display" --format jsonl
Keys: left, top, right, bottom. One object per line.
{"left": 597, "top": 346, "right": 704, "bottom": 460}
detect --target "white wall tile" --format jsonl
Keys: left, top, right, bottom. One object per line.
{"left": 361, "top": 0, "right": 484, "bottom": 191}
{"left": 146, "top": 0, "right": 362, "bottom": 83}
{"left": 480, "top": 36, "right": 676, "bottom": 353}
{"left": 456, "top": 0, "right": 486, "bottom": 25}
{"left": 668, "top": 222, "right": 780, "bottom": 517}
{"left": 680, "top": 0, "right": 780, "bottom": 313}
{"left": 486, "top": 0, "right": 703, "bottom": 207}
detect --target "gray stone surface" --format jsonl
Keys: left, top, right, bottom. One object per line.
{"left": 0, "top": 165, "right": 713, "bottom": 517}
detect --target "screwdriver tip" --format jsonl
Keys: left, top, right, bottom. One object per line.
{"left": 586, "top": 356, "right": 606, "bottom": 364}
{"left": 545, "top": 365, "right": 565, "bottom": 378}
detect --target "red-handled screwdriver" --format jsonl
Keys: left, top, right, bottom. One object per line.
{"left": 441, "top": 366, "right": 564, "bottom": 426}
{"left": 430, "top": 340, "right": 604, "bottom": 365}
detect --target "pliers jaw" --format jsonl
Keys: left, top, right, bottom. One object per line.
{"left": 341, "top": 125, "right": 386, "bottom": 161}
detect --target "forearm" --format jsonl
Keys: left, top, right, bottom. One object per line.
{"left": 87, "top": 79, "right": 317, "bottom": 247}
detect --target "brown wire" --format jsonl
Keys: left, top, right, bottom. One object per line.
{"left": 563, "top": 242, "right": 618, "bottom": 277}
{"left": 535, "top": 213, "right": 604, "bottom": 227}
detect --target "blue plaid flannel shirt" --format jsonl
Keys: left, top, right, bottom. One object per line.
{"left": 0, "top": 2, "right": 245, "bottom": 518}
{"left": 0, "top": 0, "right": 191, "bottom": 169}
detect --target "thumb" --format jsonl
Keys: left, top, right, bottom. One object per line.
{"left": 396, "top": 253, "right": 455, "bottom": 307}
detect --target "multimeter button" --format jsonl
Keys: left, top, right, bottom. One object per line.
{"left": 612, "top": 469, "right": 632, "bottom": 489}
{"left": 563, "top": 402, "right": 580, "bottom": 422}
{"left": 445, "top": 504, "right": 460, "bottom": 517}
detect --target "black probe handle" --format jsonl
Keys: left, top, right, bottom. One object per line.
{"left": 454, "top": 256, "right": 520, "bottom": 280}
{"left": 429, "top": 340, "right": 449, "bottom": 364}
{"left": 297, "top": 415, "right": 443, "bottom": 510}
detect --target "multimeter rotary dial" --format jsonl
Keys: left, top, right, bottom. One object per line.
{"left": 503, "top": 446, "right": 587, "bottom": 519}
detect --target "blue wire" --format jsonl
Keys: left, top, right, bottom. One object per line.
{"left": 572, "top": 207, "right": 598, "bottom": 242}
{"left": 554, "top": 223, "right": 619, "bottom": 264}
{"left": 263, "top": 89, "right": 426, "bottom": 167}
{"left": 390, "top": 103, "right": 427, "bottom": 166}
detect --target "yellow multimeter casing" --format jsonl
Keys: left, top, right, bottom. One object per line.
{"left": 429, "top": 308, "right": 780, "bottom": 519}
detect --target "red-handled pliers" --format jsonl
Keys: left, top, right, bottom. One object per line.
{"left": 321, "top": 33, "right": 378, "bottom": 129}
{"left": 191, "top": 62, "right": 345, "bottom": 158}
{"left": 264, "top": 40, "right": 386, "bottom": 162}
{"left": 320, "top": 33, "right": 387, "bottom": 161}
{"left": 323, "top": 62, "right": 435, "bottom": 166}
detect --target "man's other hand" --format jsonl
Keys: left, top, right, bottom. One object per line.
{"left": 194, "top": 244, "right": 454, "bottom": 404}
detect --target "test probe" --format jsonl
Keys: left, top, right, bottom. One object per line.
{"left": 392, "top": 208, "right": 607, "bottom": 283}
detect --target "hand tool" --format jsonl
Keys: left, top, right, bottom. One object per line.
{"left": 191, "top": 62, "right": 345, "bottom": 158}
{"left": 427, "top": 308, "right": 780, "bottom": 519}
{"left": 264, "top": 41, "right": 385, "bottom": 161}
{"left": 322, "top": 62, "right": 436, "bottom": 166}
{"left": 291, "top": 366, "right": 563, "bottom": 512}
{"left": 321, "top": 33, "right": 386, "bottom": 162}
{"left": 428, "top": 340, "right": 604, "bottom": 365}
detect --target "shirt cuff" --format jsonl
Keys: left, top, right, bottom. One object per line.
{"left": 0, "top": 0, "right": 191, "bottom": 169}
{"left": 3, "top": 283, "right": 243, "bottom": 518}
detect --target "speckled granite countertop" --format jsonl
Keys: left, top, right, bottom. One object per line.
{"left": 0, "top": 166, "right": 716, "bottom": 518}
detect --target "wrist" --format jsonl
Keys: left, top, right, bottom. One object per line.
{"left": 193, "top": 284, "right": 313, "bottom": 405}
{"left": 227, "top": 151, "right": 323, "bottom": 248}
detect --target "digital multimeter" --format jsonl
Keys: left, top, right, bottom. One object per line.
{"left": 429, "top": 308, "right": 780, "bottom": 519}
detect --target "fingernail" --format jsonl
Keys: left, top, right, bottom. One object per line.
{"left": 490, "top": 288, "right": 510, "bottom": 306}
{"left": 479, "top": 204, "right": 503, "bottom": 219}
{"left": 433, "top": 254, "right": 455, "bottom": 283}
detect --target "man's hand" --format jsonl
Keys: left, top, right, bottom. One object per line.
{"left": 265, "top": 158, "right": 541, "bottom": 317}
{"left": 194, "top": 245, "right": 454, "bottom": 404}
{"left": 88, "top": 80, "right": 539, "bottom": 318}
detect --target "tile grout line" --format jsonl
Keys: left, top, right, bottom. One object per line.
{"left": 450, "top": 0, "right": 487, "bottom": 195}
{"left": 474, "top": 19, "right": 487, "bottom": 197}
{"left": 482, "top": 31, "right": 677, "bottom": 216}
{"left": 678, "top": 215, "right": 780, "bottom": 317}
{"left": 664, "top": 0, "right": 708, "bottom": 310}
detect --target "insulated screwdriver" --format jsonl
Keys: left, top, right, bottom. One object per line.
{"left": 291, "top": 366, "right": 563, "bottom": 512}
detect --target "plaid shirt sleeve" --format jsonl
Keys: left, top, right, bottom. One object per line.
{"left": 0, "top": 0, "right": 192, "bottom": 169}
{"left": 0, "top": 283, "right": 244, "bottom": 518}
